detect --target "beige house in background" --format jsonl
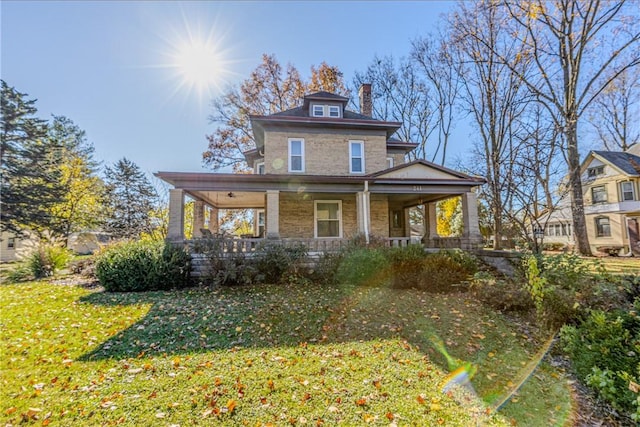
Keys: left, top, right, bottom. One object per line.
{"left": 157, "top": 86, "right": 485, "bottom": 249}
{"left": 540, "top": 144, "right": 640, "bottom": 255}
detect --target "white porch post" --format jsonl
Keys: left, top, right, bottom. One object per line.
{"left": 266, "top": 190, "right": 280, "bottom": 239}
{"left": 356, "top": 191, "right": 371, "bottom": 243}
{"left": 426, "top": 202, "right": 439, "bottom": 239}
{"left": 208, "top": 207, "right": 219, "bottom": 234}
{"left": 462, "top": 191, "right": 481, "bottom": 243}
{"left": 192, "top": 200, "right": 205, "bottom": 238}
{"left": 168, "top": 189, "right": 185, "bottom": 241}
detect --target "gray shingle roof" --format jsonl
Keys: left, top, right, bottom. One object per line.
{"left": 593, "top": 151, "right": 640, "bottom": 175}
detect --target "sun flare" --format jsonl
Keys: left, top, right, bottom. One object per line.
{"left": 173, "top": 38, "right": 223, "bottom": 93}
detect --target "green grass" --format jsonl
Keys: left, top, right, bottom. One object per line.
{"left": 1, "top": 281, "right": 573, "bottom": 426}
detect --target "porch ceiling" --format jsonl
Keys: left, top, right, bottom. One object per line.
{"left": 185, "top": 190, "right": 265, "bottom": 209}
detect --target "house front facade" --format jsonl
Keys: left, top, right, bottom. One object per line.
{"left": 157, "top": 85, "right": 485, "bottom": 250}
{"left": 540, "top": 145, "right": 640, "bottom": 255}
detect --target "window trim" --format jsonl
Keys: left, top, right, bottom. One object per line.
{"left": 349, "top": 140, "right": 365, "bottom": 174}
{"left": 588, "top": 165, "right": 605, "bottom": 177}
{"left": 595, "top": 216, "right": 611, "bottom": 237}
{"left": 288, "top": 138, "right": 305, "bottom": 172}
{"left": 328, "top": 105, "right": 340, "bottom": 118}
{"left": 621, "top": 181, "right": 635, "bottom": 201}
{"left": 314, "top": 200, "right": 343, "bottom": 238}
{"left": 591, "top": 185, "right": 608, "bottom": 204}
{"left": 386, "top": 157, "right": 394, "bottom": 169}
{"left": 255, "top": 162, "right": 265, "bottom": 175}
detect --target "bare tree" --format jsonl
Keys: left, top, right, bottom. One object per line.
{"left": 588, "top": 67, "right": 640, "bottom": 151}
{"left": 353, "top": 56, "right": 435, "bottom": 161}
{"left": 411, "top": 31, "right": 462, "bottom": 165}
{"left": 497, "top": 0, "right": 640, "bottom": 255}
{"left": 450, "top": 0, "right": 533, "bottom": 249}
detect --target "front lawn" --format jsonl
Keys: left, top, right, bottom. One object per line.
{"left": 1, "top": 281, "right": 573, "bottom": 426}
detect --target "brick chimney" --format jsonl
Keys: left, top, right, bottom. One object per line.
{"left": 359, "top": 83, "right": 372, "bottom": 117}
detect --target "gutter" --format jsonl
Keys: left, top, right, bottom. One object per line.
{"left": 364, "top": 181, "right": 370, "bottom": 245}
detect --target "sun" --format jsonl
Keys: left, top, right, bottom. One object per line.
{"left": 153, "top": 9, "right": 237, "bottom": 107}
{"left": 173, "top": 38, "right": 223, "bottom": 95}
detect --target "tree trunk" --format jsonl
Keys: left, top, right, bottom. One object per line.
{"left": 566, "top": 123, "right": 592, "bottom": 256}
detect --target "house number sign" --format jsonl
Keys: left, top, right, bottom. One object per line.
{"left": 413, "top": 185, "right": 423, "bottom": 191}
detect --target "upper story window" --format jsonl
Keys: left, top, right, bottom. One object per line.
{"left": 591, "top": 185, "right": 607, "bottom": 204}
{"left": 595, "top": 216, "right": 611, "bottom": 237}
{"left": 7, "top": 237, "right": 15, "bottom": 249}
{"left": 312, "top": 105, "right": 324, "bottom": 117}
{"left": 349, "top": 141, "right": 365, "bottom": 174}
{"left": 588, "top": 166, "right": 605, "bottom": 177}
{"left": 621, "top": 181, "right": 635, "bottom": 201}
{"left": 310, "top": 104, "right": 342, "bottom": 118}
{"left": 288, "top": 138, "right": 305, "bottom": 172}
{"left": 255, "top": 162, "right": 265, "bottom": 175}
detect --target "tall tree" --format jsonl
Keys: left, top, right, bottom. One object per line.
{"left": 450, "top": 0, "right": 533, "bottom": 249}
{"left": 411, "top": 31, "right": 462, "bottom": 165}
{"left": 498, "top": 0, "right": 640, "bottom": 255}
{"left": 588, "top": 67, "right": 640, "bottom": 151}
{"left": 46, "top": 116, "right": 105, "bottom": 243}
{"left": 0, "top": 81, "right": 64, "bottom": 235}
{"left": 203, "top": 54, "right": 348, "bottom": 171}
{"left": 103, "top": 158, "right": 158, "bottom": 239}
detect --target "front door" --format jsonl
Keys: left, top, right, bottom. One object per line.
{"left": 627, "top": 218, "right": 640, "bottom": 256}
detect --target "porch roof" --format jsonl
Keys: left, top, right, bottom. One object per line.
{"left": 155, "top": 162, "right": 484, "bottom": 210}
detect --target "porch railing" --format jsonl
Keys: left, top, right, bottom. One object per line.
{"left": 185, "top": 236, "right": 416, "bottom": 254}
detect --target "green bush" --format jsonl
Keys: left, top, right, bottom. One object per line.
{"left": 417, "top": 252, "right": 475, "bottom": 293}
{"left": 387, "top": 244, "right": 427, "bottom": 288}
{"left": 254, "top": 242, "right": 308, "bottom": 284}
{"left": 311, "top": 251, "right": 344, "bottom": 285}
{"left": 95, "top": 241, "right": 191, "bottom": 292}
{"left": 560, "top": 301, "right": 640, "bottom": 421}
{"left": 336, "top": 247, "right": 390, "bottom": 287}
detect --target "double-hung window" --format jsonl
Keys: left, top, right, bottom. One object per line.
{"left": 595, "top": 217, "right": 611, "bottom": 237}
{"left": 622, "top": 181, "right": 635, "bottom": 201}
{"left": 592, "top": 185, "right": 607, "bottom": 204}
{"left": 349, "top": 141, "right": 364, "bottom": 174}
{"left": 328, "top": 105, "right": 340, "bottom": 117}
{"left": 312, "top": 105, "right": 324, "bottom": 117}
{"left": 288, "top": 138, "right": 304, "bottom": 172}
{"left": 315, "top": 201, "right": 342, "bottom": 238}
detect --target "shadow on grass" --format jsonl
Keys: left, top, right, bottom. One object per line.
{"left": 78, "top": 282, "right": 483, "bottom": 365}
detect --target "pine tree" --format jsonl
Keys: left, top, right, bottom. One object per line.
{"left": 103, "top": 158, "right": 158, "bottom": 239}
{"left": 1, "top": 80, "right": 64, "bottom": 235}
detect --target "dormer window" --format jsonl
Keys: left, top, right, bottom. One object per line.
{"left": 311, "top": 104, "right": 342, "bottom": 118}
{"left": 312, "top": 105, "right": 324, "bottom": 117}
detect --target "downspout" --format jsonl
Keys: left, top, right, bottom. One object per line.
{"left": 364, "top": 181, "right": 370, "bottom": 245}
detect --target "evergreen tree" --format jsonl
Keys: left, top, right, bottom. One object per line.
{"left": 103, "top": 158, "right": 158, "bottom": 239}
{"left": 1, "top": 80, "right": 64, "bottom": 235}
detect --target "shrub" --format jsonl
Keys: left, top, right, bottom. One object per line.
{"left": 311, "top": 251, "right": 344, "bottom": 285}
{"left": 254, "top": 242, "right": 308, "bottom": 284}
{"left": 336, "top": 247, "right": 390, "bottom": 287}
{"left": 387, "top": 244, "right": 427, "bottom": 288}
{"left": 417, "top": 252, "right": 475, "bottom": 293}
{"left": 560, "top": 301, "right": 640, "bottom": 421}
{"left": 95, "top": 240, "right": 191, "bottom": 292}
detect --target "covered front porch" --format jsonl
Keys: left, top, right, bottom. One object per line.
{"left": 156, "top": 161, "right": 485, "bottom": 251}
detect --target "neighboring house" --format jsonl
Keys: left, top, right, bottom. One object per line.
{"left": 0, "top": 231, "right": 21, "bottom": 262}
{"left": 539, "top": 144, "right": 640, "bottom": 255}
{"left": 156, "top": 85, "right": 485, "bottom": 249}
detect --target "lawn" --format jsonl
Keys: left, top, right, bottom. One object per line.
{"left": 1, "top": 280, "right": 573, "bottom": 426}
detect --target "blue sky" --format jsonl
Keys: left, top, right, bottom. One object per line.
{"left": 2, "top": 1, "right": 457, "bottom": 176}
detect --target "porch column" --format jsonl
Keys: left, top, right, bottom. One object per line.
{"left": 208, "top": 207, "right": 219, "bottom": 234}
{"left": 266, "top": 190, "right": 280, "bottom": 239}
{"left": 356, "top": 192, "right": 371, "bottom": 238}
{"left": 426, "top": 202, "right": 439, "bottom": 239}
{"left": 462, "top": 191, "right": 481, "bottom": 243}
{"left": 167, "top": 189, "right": 185, "bottom": 241}
{"left": 404, "top": 208, "right": 411, "bottom": 237}
{"left": 192, "top": 200, "right": 205, "bottom": 238}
